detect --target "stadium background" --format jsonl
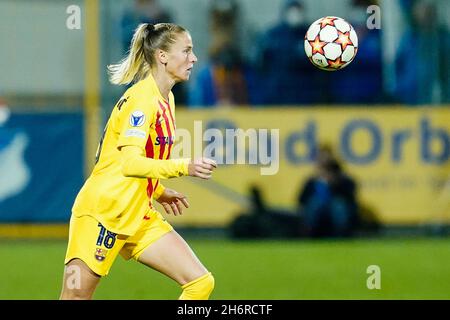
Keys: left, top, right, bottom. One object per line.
{"left": 0, "top": 0, "right": 450, "bottom": 299}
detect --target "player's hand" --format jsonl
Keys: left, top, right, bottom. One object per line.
{"left": 188, "top": 157, "right": 217, "bottom": 180}
{"left": 156, "top": 188, "right": 189, "bottom": 216}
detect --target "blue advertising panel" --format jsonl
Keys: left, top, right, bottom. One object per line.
{"left": 0, "top": 112, "right": 84, "bottom": 222}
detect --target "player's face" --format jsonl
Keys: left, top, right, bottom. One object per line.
{"left": 166, "top": 32, "right": 197, "bottom": 82}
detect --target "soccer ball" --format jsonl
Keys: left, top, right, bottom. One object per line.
{"left": 304, "top": 16, "right": 358, "bottom": 71}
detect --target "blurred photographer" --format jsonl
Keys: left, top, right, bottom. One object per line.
{"left": 298, "top": 146, "right": 359, "bottom": 238}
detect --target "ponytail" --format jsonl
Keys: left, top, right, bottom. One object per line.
{"left": 108, "top": 24, "right": 150, "bottom": 85}
{"left": 108, "top": 23, "right": 187, "bottom": 85}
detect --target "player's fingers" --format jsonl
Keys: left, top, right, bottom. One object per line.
{"left": 196, "top": 166, "right": 212, "bottom": 175}
{"left": 199, "top": 163, "right": 215, "bottom": 171}
{"left": 195, "top": 171, "right": 211, "bottom": 179}
{"left": 202, "top": 158, "right": 217, "bottom": 168}
{"left": 162, "top": 203, "right": 172, "bottom": 215}
{"left": 196, "top": 169, "right": 212, "bottom": 179}
{"left": 175, "top": 200, "right": 184, "bottom": 215}
{"left": 180, "top": 197, "right": 190, "bottom": 208}
{"left": 170, "top": 202, "right": 180, "bottom": 216}
{"left": 174, "top": 194, "right": 189, "bottom": 208}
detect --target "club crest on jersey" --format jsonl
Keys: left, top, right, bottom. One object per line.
{"left": 130, "top": 111, "right": 145, "bottom": 127}
{"left": 95, "top": 247, "right": 108, "bottom": 261}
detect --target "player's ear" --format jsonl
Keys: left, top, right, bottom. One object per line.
{"left": 157, "top": 49, "right": 168, "bottom": 66}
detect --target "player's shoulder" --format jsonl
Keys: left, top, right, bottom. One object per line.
{"left": 123, "top": 80, "right": 160, "bottom": 112}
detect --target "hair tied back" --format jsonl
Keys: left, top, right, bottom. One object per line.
{"left": 146, "top": 23, "right": 155, "bottom": 34}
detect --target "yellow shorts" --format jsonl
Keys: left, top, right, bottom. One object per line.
{"left": 64, "top": 211, "right": 173, "bottom": 276}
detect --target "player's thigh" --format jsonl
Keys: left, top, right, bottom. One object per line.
{"left": 64, "top": 215, "right": 126, "bottom": 277}
{"left": 60, "top": 258, "right": 101, "bottom": 300}
{"left": 137, "top": 230, "right": 209, "bottom": 285}
{"left": 61, "top": 214, "right": 126, "bottom": 299}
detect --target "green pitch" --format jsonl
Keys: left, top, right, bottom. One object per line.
{"left": 1, "top": 237, "right": 449, "bottom": 299}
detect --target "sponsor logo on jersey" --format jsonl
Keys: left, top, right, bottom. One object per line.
{"left": 155, "top": 136, "right": 175, "bottom": 146}
{"left": 130, "top": 111, "right": 145, "bottom": 127}
{"left": 124, "top": 129, "right": 146, "bottom": 138}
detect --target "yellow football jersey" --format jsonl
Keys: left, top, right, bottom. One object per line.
{"left": 72, "top": 75, "right": 184, "bottom": 236}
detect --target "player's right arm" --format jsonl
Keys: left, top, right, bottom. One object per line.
{"left": 114, "top": 94, "right": 216, "bottom": 180}
{"left": 120, "top": 145, "right": 216, "bottom": 180}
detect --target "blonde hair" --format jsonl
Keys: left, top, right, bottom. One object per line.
{"left": 108, "top": 23, "right": 187, "bottom": 85}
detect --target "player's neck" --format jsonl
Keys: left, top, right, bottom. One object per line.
{"left": 150, "top": 69, "right": 174, "bottom": 102}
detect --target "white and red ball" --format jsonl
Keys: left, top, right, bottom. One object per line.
{"left": 304, "top": 16, "right": 358, "bottom": 71}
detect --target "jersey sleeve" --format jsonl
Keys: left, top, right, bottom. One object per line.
{"left": 120, "top": 145, "right": 190, "bottom": 179}
{"left": 153, "top": 183, "right": 166, "bottom": 199}
{"left": 116, "top": 95, "right": 157, "bottom": 150}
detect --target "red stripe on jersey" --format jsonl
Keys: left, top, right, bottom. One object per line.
{"left": 161, "top": 104, "right": 173, "bottom": 159}
{"left": 165, "top": 101, "right": 175, "bottom": 127}
{"left": 165, "top": 102, "right": 176, "bottom": 159}
{"left": 145, "top": 124, "right": 155, "bottom": 207}
{"left": 166, "top": 138, "right": 173, "bottom": 159}
{"left": 145, "top": 126, "right": 154, "bottom": 159}
{"left": 158, "top": 102, "right": 173, "bottom": 160}
{"left": 155, "top": 110, "right": 166, "bottom": 159}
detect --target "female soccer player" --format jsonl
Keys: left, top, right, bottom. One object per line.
{"left": 60, "top": 23, "right": 217, "bottom": 300}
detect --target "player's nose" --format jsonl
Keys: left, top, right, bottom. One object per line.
{"left": 191, "top": 52, "right": 198, "bottom": 63}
